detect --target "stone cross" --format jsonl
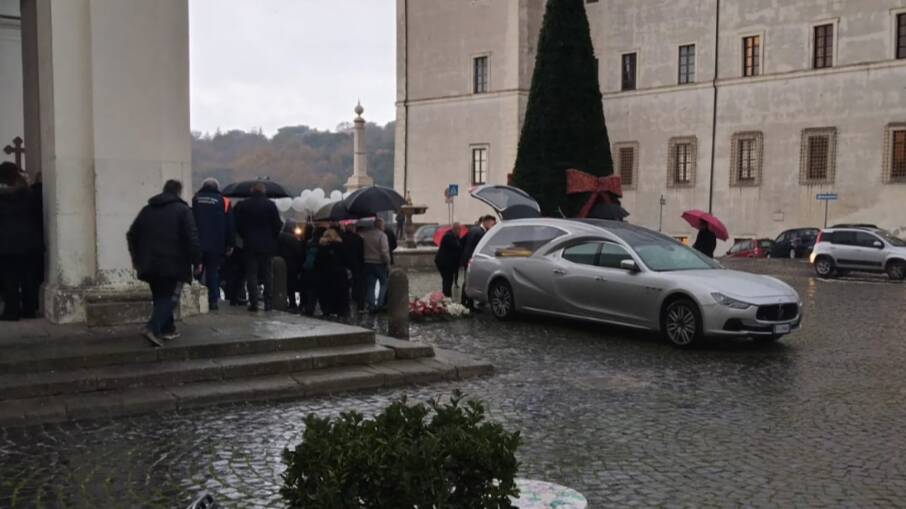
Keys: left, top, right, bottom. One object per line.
{"left": 3, "top": 136, "right": 25, "bottom": 169}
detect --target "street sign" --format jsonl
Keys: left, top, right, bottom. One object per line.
{"left": 816, "top": 193, "right": 838, "bottom": 201}
{"left": 447, "top": 184, "right": 459, "bottom": 198}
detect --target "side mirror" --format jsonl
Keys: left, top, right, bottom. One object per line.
{"left": 873, "top": 241, "right": 884, "bottom": 249}
{"left": 620, "top": 259, "right": 639, "bottom": 272}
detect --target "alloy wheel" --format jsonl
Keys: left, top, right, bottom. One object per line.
{"left": 490, "top": 281, "right": 514, "bottom": 319}
{"left": 665, "top": 303, "right": 697, "bottom": 346}
{"left": 815, "top": 258, "right": 834, "bottom": 277}
{"left": 888, "top": 262, "right": 906, "bottom": 281}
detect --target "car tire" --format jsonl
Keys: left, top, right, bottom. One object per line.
{"left": 662, "top": 298, "right": 702, "bottom": 348}
{"left": 488, "top": 279, "right": 516, "bottom": 321}
{"left": 887, "top": 260, "right": 906, "bottom": 281}
{"left": 814, "top": 256, "right": 836, "bottom": 278}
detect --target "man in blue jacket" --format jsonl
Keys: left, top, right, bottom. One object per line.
{"left": 233, "top": 183, "right": 282, "bottom": 312}
{"left": 192, "top": 178, "right": 234, "bottom": 311}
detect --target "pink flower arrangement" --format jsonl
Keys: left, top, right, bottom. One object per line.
{"left": 409, "top": 291, "right": 470, "bottom": 320}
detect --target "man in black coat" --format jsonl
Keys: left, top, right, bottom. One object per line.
{"left": 192, "top": 178, "right": 235, "bottom": 311}
{"left": 693, "top": 228, "right": 717, "bottom": 258}
{"left": 233, "top": 183, "right": 282, "bottom": 312}
{"left": 434, "top": 223, "right": 463, "bottom": 298}
{"left": 460, "top": 215, "right": 497, "bottom": 307}
{"left": 0, "top": 162, "right": 40, "bottom": 321}
{"left": 340, "top": 222, "right": 366, "bottom": 311}
{"left": 127, "top": 180, "right": 202, "bottom": 347}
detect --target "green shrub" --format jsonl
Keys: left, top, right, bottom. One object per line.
{"left": 281, "top": 392, "right": 521, "bottom": 508}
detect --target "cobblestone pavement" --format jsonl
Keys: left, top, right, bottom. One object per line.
{"left": 2, "top": 259, "right": 906, "bottom": 508}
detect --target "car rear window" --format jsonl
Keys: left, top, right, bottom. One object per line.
{"left": 480, "top": 225, "right": 567, "bottom": 257}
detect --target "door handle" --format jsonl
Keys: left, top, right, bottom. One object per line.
{"left": 553, "top": 268, "right": 567, "bottom": 275}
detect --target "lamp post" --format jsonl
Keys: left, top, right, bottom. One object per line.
{"left": 658, "top": 194, "right": 666, "bottom": 232}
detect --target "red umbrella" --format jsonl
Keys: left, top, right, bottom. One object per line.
{"left": 682, "top": 209, "right": 729, "bottom": 241}
{"left": 433, "top": 225, "right": 468, "bottom": 246}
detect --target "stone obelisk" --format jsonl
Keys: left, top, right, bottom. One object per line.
{"left": 344, "top": 101, "right": 374, "bottom": 192}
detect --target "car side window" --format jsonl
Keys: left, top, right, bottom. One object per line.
{"left": 832, "top": 231, "right": 857, "bottom": 246}
{"left": 480, "top": 225, "right": 567, "bottom": 257}
{"left": 562, "top": 242, "right": 601, "bottom": 266}
{"left": 855, "top": 232, "right": 882, "bottom": 248}
{"left": 598, "top": 243, "right": 633, "bottom": 269}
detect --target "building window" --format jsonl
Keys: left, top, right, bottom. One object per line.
{"left": 799, "top": 127, "right": 837, "bottom": 184}
{"left": 813, "top": 24, "right": 834, "bottom": 69}
{"left": 471, "top": 146, "right": 488, "bottom": 185}
{"left": 667, "top": 136, "right": 697, "bottom": 187}
{"left": 882, "top": 123, "right": 906, "bottom": 183}
{"left": 743, "top": 36, "right": 761, "bottom": 77}
{"left": 678, "top": 44, "right": 695, "bottom": 84}
{"left": 614, "top": 142, "right": 639, "bottom": 189}
{"left": 898, "top": 13, "right": 906, "bottom": 59}
{"left": 730, "top": 131, "right": 764, "bottom": 187}
{"left": 473, "top": 56, "right": 488, "bottom": 94}
{"left": 621, "top": 53, "right": 637, "bottom": 91}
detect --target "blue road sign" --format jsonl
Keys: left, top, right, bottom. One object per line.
{"left": 816, "top": 193, "right": 838, "bottom": 201}
{"left": 447, "top": 184, "right": 459, "bottom": 197}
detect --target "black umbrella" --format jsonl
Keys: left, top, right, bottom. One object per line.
{"left": 343, "top": 185, "right": 405, "bottom": 216}
{"left": 222, "top": 179, "right": 290, "bottom": 198}
{"left": 500, "top": 204, "right": 541, "bottom": 220}
{"left": 313, "top": 201, "right": 358, "bottom": 222}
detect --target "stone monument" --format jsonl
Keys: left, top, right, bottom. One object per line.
{"left": 344, "top": 101, "right": 374, "bottom": 192}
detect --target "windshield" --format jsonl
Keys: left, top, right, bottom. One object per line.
{"left": 876, "top": 230, "right": 906, "bottom": 247}
{"left": 609, "top": 226, "right": 721, "bottom": 271}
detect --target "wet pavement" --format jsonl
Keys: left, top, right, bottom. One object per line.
{"left": 2, "top": 259, "right": 906, "bottom": 508}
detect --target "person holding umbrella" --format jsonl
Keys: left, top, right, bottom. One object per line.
{"left": 361, "top": 218, "right": 391, "bottom": 313}
{"left": 682, "top": 209, "right": 729, "bottom": 259}
{"left": 435, "top": 223, "right": 463, "bottom": 298}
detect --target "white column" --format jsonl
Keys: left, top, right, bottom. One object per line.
{"left": 0, "top": 1, "right": 23, "bottom": 166}
{"left": 345, "top": 102, "right": 374, "bottom": 192}
{"left": 38, "top": 0, "right": 194, "bottom": 323}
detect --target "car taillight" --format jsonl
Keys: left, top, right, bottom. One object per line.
{"left": 816, "top": 231, "right": 823, "bottom": 244}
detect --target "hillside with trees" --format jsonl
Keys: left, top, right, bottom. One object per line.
{"left": 191, "top": 121, "right": 395, "bottom": 194}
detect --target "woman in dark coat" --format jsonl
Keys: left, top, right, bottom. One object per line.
{"left": 315, "top": 227, "right": 349, "bottom": 317}
{"left": 300, "top": 225, "right": 322, "bottom": 316}
{"left": 693, "top": 228, "right": 717, "bottom": 258}
{"left": 434, "top": 223, "right": 463, "bottom": 298}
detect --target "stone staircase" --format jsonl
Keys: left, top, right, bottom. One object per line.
{"left": 0, "top": 313, "right": 491, "bottom": 428}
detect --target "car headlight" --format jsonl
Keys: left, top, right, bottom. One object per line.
{"left": 711, "top": 292, "right": 753, "bottom": 310}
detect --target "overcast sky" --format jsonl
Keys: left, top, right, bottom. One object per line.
{"left": 189, "top": 0, "right": 396, "bottom": 136}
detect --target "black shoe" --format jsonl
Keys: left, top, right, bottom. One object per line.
{"left": 247, "top": 304, "right": 259, "bottom": 312}
{"left": 21, "top": 312, "right": 38, "bottom": 319}
{"left": 210, "top": 303, "right": 219, "bottom": 311}
{"left": 142, "top": 328, "right": 164, "bottom": 348}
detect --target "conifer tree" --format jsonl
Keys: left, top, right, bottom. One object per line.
{"left": 512, "top": 0, "right": 614, "bottom": 217}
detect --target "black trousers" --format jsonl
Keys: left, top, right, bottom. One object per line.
{"left": 0, "top": 254, "right": 35, "bottom": 319}
{"left": 350, "top": 268, "right": 365, "bottom": 309}
{"left": 244, "top": 253, "right": 273, "bottom": 308}
{"left": 439, "top": 268, "right": 456, "bottom": 298}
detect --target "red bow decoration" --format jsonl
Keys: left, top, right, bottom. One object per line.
{"left": 565, "top": 169, "right": 623, "bottom": 218}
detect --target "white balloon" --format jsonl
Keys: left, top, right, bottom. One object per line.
{"left": 278, "top": 198, "right": 294, "bottom": 213}
{"left": 312, "top": 188, "right": 325, "bottom": 201}
{"left": 300, "top": 189, "right": 311, "bottom": 199}
{"left": 304, "top": 195, "right": 319, "bottom": 213}
{"left": 291, "top": 197, "right": 306, "bottom": 212}
{"left": 330, "top": 190, "right": 343, "bottom": 201}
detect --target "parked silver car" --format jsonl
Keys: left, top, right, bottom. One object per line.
{"left": 464, "top": 218, "right": 803, "bottom": 347}
{"left": 809, "top": 227, "right": 906, "bottom": 280}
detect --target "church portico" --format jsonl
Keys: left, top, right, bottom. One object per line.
{"left": 1, "top": 0, "right": 204, "bottom": 324}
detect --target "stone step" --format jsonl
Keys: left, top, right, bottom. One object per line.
{"left": 0, "top": 325, "right": 374, "bottom": 375}
{"left": 0, "top": 344, "right": 396, "bottom": 400}
{"left": 0, "top": 348, "right": 495, "bottom": 427}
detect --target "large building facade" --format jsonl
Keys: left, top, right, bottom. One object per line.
{"left": 395, "top": 0, "right": 906, "bottom": 247}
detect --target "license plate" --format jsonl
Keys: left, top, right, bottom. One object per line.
{"left": 774, "top": 324, "right": 791, "bottom": 334}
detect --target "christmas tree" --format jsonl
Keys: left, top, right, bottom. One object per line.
{"left": 512, "top": 0, "right": 614, "bottom": 217}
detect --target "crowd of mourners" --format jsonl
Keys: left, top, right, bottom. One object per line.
{"left": 0, "top": 162, "right": 43, "bottom": 322}
{"left": 127, "top": 178, "right": 399, "bottom": 347}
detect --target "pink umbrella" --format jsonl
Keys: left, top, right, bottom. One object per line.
{"left": 433, "top": 225, "right": 468, "bottom": 246}
{"left": 682, "top": 209, "right": 729, "bottom": 241}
